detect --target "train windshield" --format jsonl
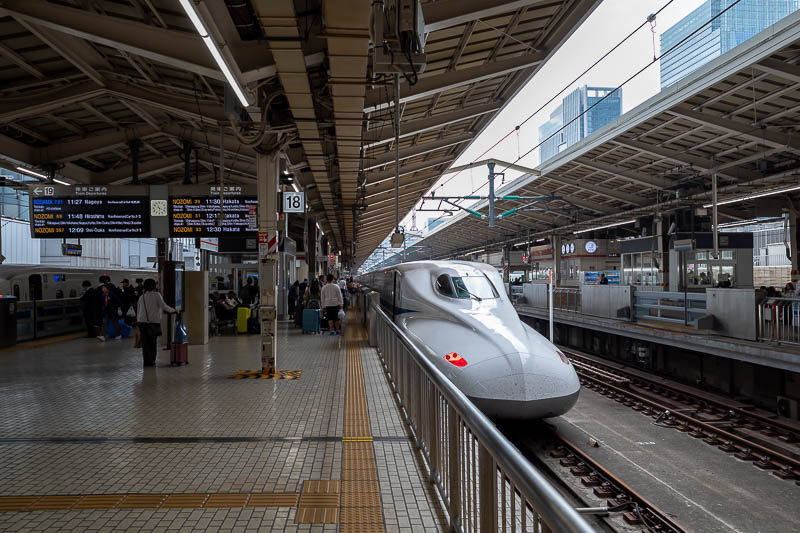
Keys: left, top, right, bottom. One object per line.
{"left": 436, "top": 274, "right": 499, "bottom": 300}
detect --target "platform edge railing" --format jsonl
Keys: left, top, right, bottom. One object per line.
{"left": 363, "top": 295, "right": 595, "bottom": 533}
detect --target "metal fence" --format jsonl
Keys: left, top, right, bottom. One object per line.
{"left": 552, "top": 288, "right": 581, "bottom": 313}
{"left": 758, "top": 297, "right": 800, "bottom": 346}
{"left": 633, "top": 291, "right": 707, "bottom": 326}
{"left": 368, "top": 299, "right": 593, "bottom": 533}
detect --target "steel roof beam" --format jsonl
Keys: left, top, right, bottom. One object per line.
{"left": 422, "top": 0, "right": 550, "bottom": 33}
{"left": 0, "top": 0, "right": 224, "bottom": 80}
{"left": 0, "top": 40, "right": 45, "bottom": 79}
{"left": 363, "top": 53, "right": 546, "bottom": 113}
{"left": 670, "top": 106, "right": 800, "bottom": 152}
{"left": 0, "top": 80, "right": 104, "bottom": 124}
{"left": 364, "top": 156, "right": 454, "bottom": 185}
{"left": 366, "top": 180, "right": 432, "bottom": 202}
{"left": 753, "top": 57, "right": 800, "bottom": 84}
{"left": 17, "top": 19, "right": 111, "bottom": 86}
{"left": 363, "top": 102, "right": 503, "bottom": 148}
{"left": 574, "top": 159, "right": 667, "bottom": 191}
{"left": 34, "top": 124, "right": 160, "bottom": 164}
{"left": 362, "top": 134, "right": 473, "bottom": 171}
{"left": 365, "top": 171, "right": 440, "bottom": 197}
{"left": 612, "top": 138, "right": 737, "bottom": 179}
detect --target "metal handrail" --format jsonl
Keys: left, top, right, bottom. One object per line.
{"left": 758, "top": 296, "right": 800, "bottom": 346}
{"left": 367, "top": 298, "right": 594, "bottom": 533}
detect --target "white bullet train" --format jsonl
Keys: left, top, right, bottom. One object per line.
{"left": 360, "top": 261, "right": 580, "bottom": 419}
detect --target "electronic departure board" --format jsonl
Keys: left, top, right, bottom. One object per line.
{"left": 169, "top": 185, "right": 258, "bottom": 237}
{"left": 29, "top": 185, "right": 149, "bottom": 238}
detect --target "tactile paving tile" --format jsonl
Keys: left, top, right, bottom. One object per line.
{"left": 71, "top": 494, "right": 125, "bottom": 509}
{"left": 295, "top": 506, "right": 339, "bottom": 524}
{"left": 0, "top": 496, "right": 38, "bottom": 512}
{"left": 160, "top": 493, "right": 209, "bottom": 508}
{"left": 247, "top": 493, "right": 299, "bottom": 507}
{"left": 116, "top": 494, "right": 166, "bottom": 508}
{"left": 27, "top": 495, "right": 81, "bottom": 510}
{"left": 204, "top": 493, "right": 250, "bottom": 507}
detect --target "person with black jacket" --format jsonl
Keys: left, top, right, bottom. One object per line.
{"left": 120, "top": 279, "right": 137, "bottom": 318}
{"left": 97, "top": 284, "right": 121, "bottom": 341}
{"left": 79, "top": 280, "right": 97, "bottom": 338}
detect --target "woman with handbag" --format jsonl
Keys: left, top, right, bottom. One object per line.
{"left": 136, "top": 278, "right": 176, "bottom": 367}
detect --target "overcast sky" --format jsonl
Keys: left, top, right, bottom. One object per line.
{"left": 403, "top": 0, "right": 707, "bottom": 232}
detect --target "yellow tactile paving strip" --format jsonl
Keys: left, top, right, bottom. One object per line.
{"left": 228, "top": 369, "right": 302, "bottom": 379}
{"left": 0, "top": 493, "right": 299, "bottom": 512}
{"left": 0, "top": 332, "right": 85, "bottom": 353}
{"left": 295, "top": 480, "right": 340, "bottom": 524}
{"left": 337, "top": 322, "right": 385, "bottom": 533}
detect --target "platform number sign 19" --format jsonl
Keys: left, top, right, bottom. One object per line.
{"left": 282, "top": 191, "right": 305, "bottom": 213}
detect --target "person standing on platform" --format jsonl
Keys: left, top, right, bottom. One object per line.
{"left": 120, "top": 279, "right": 137, "bottom": 317}
{"left": 134, "top": 278, "right": 145, "bottom": 299}
{"left": 79, "top": 280, "right": 97, "bottom": 338}
{"left": 599, "top": 273, "right": 609, "bottom": 285}
{"left": 299, "top": 278, "right": 308, "bottom": 299}
{"left": 239, "top": 277, "right": 255, "bottom": 306}
{"left": 288, "top": 281, "right": 299, "bottom": 320}
{"left": 97, "top": 284, "right": 121, "bottom": 342}
{"left": 321, "top": 273, "right": 343, "bottom": 336}
{"left": 137, "top": 278, "right": 176, "bottom": 367}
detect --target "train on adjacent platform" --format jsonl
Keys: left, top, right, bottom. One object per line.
{"left": 359, "top": 261, "right": 580, "bottom": 419}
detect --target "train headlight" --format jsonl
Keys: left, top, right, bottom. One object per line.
{"left": 444, "top": 352, "right": 468, "bottom": 367}
{"left": 557, "top": 350, "right": 570, "bottom": 365}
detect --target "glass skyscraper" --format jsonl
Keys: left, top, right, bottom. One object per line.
{"left": 660, "top": 0, "right": 799, "bottom": 89}
{"left": 538, "top": 86, "right": 622, "bottom": 163}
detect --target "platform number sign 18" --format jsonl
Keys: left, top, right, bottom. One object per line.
{"left": 282, "top": 191, "right": 305, "bottom": 213}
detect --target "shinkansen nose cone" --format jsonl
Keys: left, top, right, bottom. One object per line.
{"left": 457, "top": 350, "right": 580, "bottom": 420}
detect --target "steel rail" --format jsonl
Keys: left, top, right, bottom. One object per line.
{"left": 562, "top": 348, "right": 800, "bottom": 438}
{"left": 363, "top": 295, "right": 595, "bottom": 533}
{"left": 576, "top": 370, "right": 800, "bottom": 478}
{"left": 540, "top": 432, "right": 688, "bottom": 533}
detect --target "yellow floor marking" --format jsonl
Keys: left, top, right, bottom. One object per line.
{"left": 228, "top": 369, "right": 302, "bottom": 380}
{"left": 0, "top": 332, "right": 85, "bottom": 353}
{"left": 0, "top": 492, "right": 299, "bottom": 512}
{"left": 338, "top": 316, "right": 385, "bottom": 532}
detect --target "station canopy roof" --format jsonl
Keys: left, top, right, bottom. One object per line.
{"left": 409, "top": 10, "right": 800, "bottom": 263}
{"left": 0, "top": 0, "right": 601, "bottom": 265}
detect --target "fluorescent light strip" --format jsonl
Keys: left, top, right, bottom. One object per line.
{"left": 703, "top": 184, "right": 800, "bottom": 208}
{"left": 178, "top": 0, "right": 250, "bottom": 107}
{"left": 573, "top": 219, "right": 636, "bottom": 235}
{"left": 291, "top": 182, "right": 299, "bottom": 193}
{"left": 16, "top": 166, "right": 47, "bottom": 180}
{"left": 52, "top": 178, "right": 70, "bottom": 186}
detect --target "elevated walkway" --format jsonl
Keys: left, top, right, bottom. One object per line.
{"left": 0, "top": 320, "right": 446, "bottom": 532}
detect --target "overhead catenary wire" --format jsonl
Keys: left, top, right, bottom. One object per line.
{"left": 426, "top": 0, "right": 745, "bottom": 230}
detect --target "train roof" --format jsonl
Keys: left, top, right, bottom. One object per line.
{"left": 371, "top": 260, "right": 496, "bottom": 276}
{"left": 0, "top": 264, "right": 157, "bottom": 279}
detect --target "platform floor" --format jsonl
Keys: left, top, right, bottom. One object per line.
{"left": 0, "top": 321, "right": 447, "bottom": 532}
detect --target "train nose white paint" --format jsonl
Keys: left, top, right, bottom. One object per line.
{"left": 458, "top": 351, "right": 580, "bottom": 419}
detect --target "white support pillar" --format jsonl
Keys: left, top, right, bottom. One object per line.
{"left": 551, "top": 234, "right": 561, "bottom": 287}
{"left": 257, "top": 152, "right": 279, "bottom": 372}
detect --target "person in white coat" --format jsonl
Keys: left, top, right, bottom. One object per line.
{"left": 321, "top": 274, "right": 343, "bottom": 335}
{"left": 137, "top": 279, "right": 176, "bottom": 367}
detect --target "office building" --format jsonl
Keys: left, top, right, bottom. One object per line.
{"left": 538, "top": 86, "right": 622, "bottom": 163}
{"left": 660, "top": 0, "right": 798, "bottom": 89}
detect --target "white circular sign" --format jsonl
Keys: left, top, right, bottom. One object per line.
{"left": 585, "top": 241, "right": 598, "bottom": 253}
{"left": 561, "top": 244, "right": 566, "bottom": 255}
{"left": 569, "top": 243, "right": 575, "bottom": 254}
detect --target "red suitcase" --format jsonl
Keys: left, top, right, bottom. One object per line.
{"left": 170, "top": 342, "right": 188, "bottom": 366}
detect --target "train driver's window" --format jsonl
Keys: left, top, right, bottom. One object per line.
{"left": 435, "top": 274, "right": 455, "bottom": 297}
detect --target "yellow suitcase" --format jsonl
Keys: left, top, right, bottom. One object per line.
{"left": 237, "top": 307, "right": 251, "bottom": 333}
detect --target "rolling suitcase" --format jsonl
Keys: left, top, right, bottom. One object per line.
{"left": 302, "top": 308, "right": 320, "bottom": 334}
{"left": 170, "top": 342, "right": 188, "bottom": 366}
{"left": 170, "top": 314, "right": 188, "bottom": 366}
{"left": 237, "top": 307, "right": 251, "bottom": 334}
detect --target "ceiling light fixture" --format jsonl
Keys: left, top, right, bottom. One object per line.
{"left": 703, "top": 184, "right": 800, "bottom": 208}
{"left": 178, "top": 0, "right": 250, "bottom": 107}
{"left": 16, "top": 166, "right": 48, "bottom": 180}
{"left": 573, "top": 219, "right": 636, "bottom": 235}
{"left": 291, "top": 182, "right": 299, "bottom": 193}
{"left": 52, "top": 178, "right": 70, "bottom": 186}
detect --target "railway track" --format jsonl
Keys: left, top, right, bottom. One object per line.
{"left": 561, "top": 347, "right": 800, "bottom": 482}
{"left": 506, "top": 425, "right": 688, "bottom": 533}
